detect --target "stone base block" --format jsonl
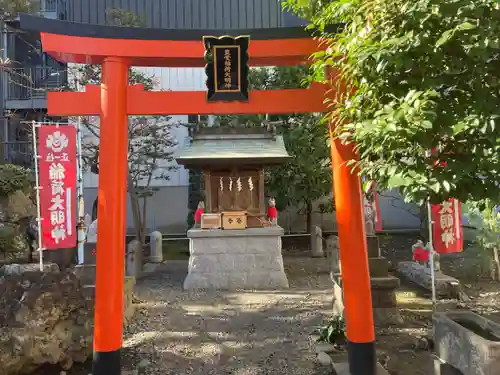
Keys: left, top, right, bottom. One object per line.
{"left": 82, "top": 276, "right": 136, "bottom": 327}
{"left": 371, "top": 276, "right": 402, "bottom": 326}
{"left": 397, "top": 261, "right": 462, "bottom": 298}
{"left": 183, "top": 269, "right": 289, "bottom": 290}
{"left": 332, "top": 362, "right": 390, "bottom": 375}
{"left": 367, "top": 235, "right": 381, "bottom": 258}
{"left": 184, "top": 227, "right": 289, "bottom": 290}
{"left": 369, "top": 257, "right": 389, "bottom": 278}
{"left": 371, "top": 276, "right": 400, "bottom": 290}
{"left": 373, "top": 307, "right": 404, "bottom": 326}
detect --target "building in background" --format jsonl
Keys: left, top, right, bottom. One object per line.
{"left": 0, "top": 0, "right": 67, "bottom": 168}
{"left": 0, "top": 0, "right": 421, "bottom": 233}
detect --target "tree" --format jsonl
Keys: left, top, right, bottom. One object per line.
{"left": 72, "top": 9, "right": 178, "bottom": 244}
{"left": 1, "top": 6, "right": 176, "bottom": 243}
{"left": 215, "top": 66, "right": 332, "bottom": 230}
{"left": 0, "top": 0, "right": 38, "bottom": 21}
{"left": 284, "top": 0, "right": 500, "bottom": 205}
{"left": 266, "top": 113, "right": 332, "bottom": 231}
{"left": 82, "top": 115, "right": 178, "bottom": 244}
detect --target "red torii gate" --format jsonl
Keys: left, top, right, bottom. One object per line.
{"left": 21, "top": 14, "right": 375, "bottom": 375}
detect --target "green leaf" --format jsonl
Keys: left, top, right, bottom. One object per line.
{"left": 387, "top": 174, "right": 411, "bottom": 188}
{"left": 436, "top": 29, "right": 454, "bottom": 48}
{"left": 430, "top": 182, "right": 441, "bottom": 193}
{"left": 456, "top": 22, "right": 476, "bottom": 31}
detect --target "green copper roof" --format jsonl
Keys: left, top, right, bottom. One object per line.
{"left": 175, "top": 132, "right": 291, "bottom": 167}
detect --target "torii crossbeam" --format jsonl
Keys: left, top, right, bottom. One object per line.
{"left": 20, "top": 14, "right": 376, "bottom": 375}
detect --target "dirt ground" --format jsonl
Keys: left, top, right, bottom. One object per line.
{"left": 41, "top": 237, "right": 500, "bottom": 375}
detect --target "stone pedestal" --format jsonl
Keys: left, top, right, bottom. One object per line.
{"left": 184, "top": 226, "right": 289, "bottom": 290}
{"left": 367, "top": 235, "right": 402, "bottom": 326}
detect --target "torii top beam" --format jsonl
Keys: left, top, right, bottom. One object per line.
{"left": 19, "top": 14, "right": 332, "bottom": 116}
{"left": 20, "top": 14, "right": 329, "bottom": 67}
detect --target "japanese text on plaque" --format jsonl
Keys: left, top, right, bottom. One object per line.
{"left": 224, "top": 48, "right": 232, "bottom": 89}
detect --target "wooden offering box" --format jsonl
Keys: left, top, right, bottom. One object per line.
{"left": 222, "top": 211, "right": 247, "bottom": 230}
{"left": 200, "top": 213, "right": 222, "bottom": 229}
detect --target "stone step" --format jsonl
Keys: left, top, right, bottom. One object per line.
{"left": 369, "top": 257, "right": 389, "bottom": 278}
{"left": 332, "top": 362, "right": 390, "bottom": 375}
{"left": 371, "top": 275, "right": 401, "bottom": 290}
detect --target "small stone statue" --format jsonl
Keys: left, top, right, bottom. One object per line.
{"left": 267, "top": 197, "right": 278, "bottom": 225}
{"left": 363, "top": 197, "right": 376, "bottom": 236}
{"left": 412, "top": 240, "right": 441, "bottom": 271}
{"left": 431, "top": 249, "right": 441, "bottom": 272}
{"left": 86, "top": 219, "right": 98, "bottom": 243}
{"left": 412, "top": 240, "right": 428, "bottom": 265}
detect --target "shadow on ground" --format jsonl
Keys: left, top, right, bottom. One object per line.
{"left": 120, "top": 258, "right": 334, "bottom": 375}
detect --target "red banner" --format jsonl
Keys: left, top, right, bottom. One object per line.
{"left": 38, "top": 125, "right": 77, "bottom": 249}
{"left": 431, "top": 198, "right": 463, "bottom": 254}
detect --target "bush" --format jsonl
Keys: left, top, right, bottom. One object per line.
{"left": 318, "top": 315, "right": 346, "bottom": 345}
{"left": 0, "top": 164, "right": 33, "bottom": 196}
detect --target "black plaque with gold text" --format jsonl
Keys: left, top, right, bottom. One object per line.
{"left": 203, "top": 35, "right": 250, "bottom": 102}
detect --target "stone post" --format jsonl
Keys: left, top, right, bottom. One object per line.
{"left": 126, "top": 240, "right": 143, "bottom": 278}
{"left": 326, "top": 235, "right": 344, "bottom": 317}
{"left": 148, "top": 231, "right": 163, "bottom": 263}
{"left": 326, "top": 235, "right": 341, "bottom": 280}
{"left": 310, "top": 226, "right": 324, "bottom": 258}
{"left": 73, "top": 219, "right": 98, "bottom": 286}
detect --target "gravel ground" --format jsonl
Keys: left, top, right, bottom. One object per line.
{"left": 39, "top": 250, "right": 500, "bottom": 375}
{"left": 120, "top": 258, "right": 335, "bottom": 375}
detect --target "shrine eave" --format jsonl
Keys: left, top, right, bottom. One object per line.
{"left": 175, "top": 135, "right": 291, "bottom": 168}
{"left": 19, "top": 14, "right": 335, "bottom": 67}
{"left": 176, "top": 157, "right": 290, "bottom": 169}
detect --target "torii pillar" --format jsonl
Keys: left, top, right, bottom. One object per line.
{"left": 92, "top": 57, "right": 129, "bottom": 374}
{"left": 20, "top": 13, "right": 377, "bottom": 375}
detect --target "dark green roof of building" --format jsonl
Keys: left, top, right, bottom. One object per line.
{"left": 175, "top": 128, "right": 291, "bottom": 168}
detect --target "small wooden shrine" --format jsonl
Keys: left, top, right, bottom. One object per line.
{"left": 175, "top": 126, "right": 290, "bottom": 229}
{"left": 175, "top": 125, "right": 291, "bottom": 290}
